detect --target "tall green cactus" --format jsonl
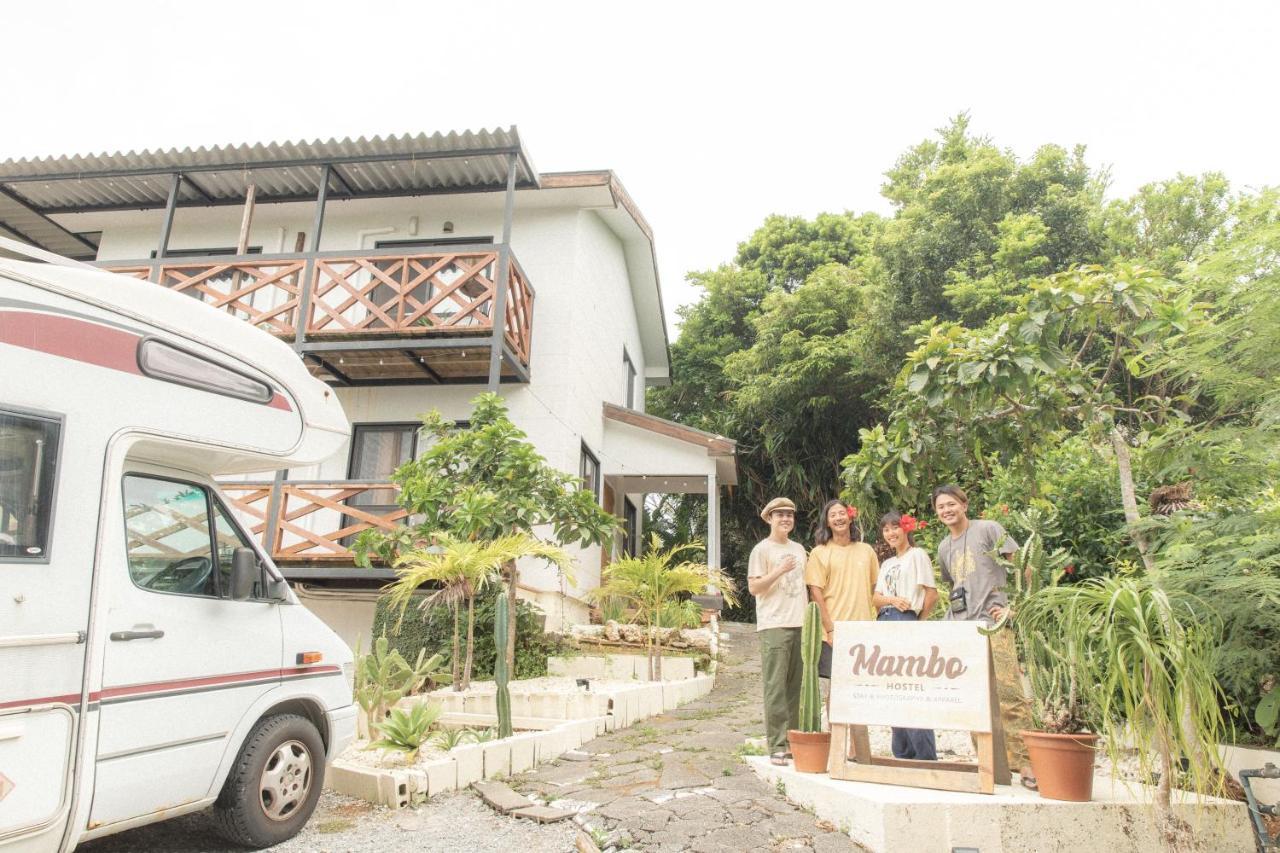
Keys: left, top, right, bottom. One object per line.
{"left": 797, "top": 602, "right": 823, "bottom": 733}
{"left": 495, "top": 587, "right": 513, "bottom": 738}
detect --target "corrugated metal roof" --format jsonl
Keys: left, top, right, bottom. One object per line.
{"left": 0, "top": 127, "right": 538, "bottom": 213}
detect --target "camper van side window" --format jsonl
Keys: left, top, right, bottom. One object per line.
{"left": 0, "top": 410, "right": 62, "bottom": 562}
{"left": 123, "top": 475, "right": 222, "bottom": 598}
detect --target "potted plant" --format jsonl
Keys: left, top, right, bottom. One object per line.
{"left": 1021, "top": 575, "right": 1226, "bottom": 847}
{"left": 788, "top": 601, "right": 830, "bottom": 772}
{"left": 983, "top": 506, "right": 1099, "bottom": 801}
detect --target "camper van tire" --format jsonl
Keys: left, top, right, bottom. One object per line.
{"left": 211, "top": 713, "right": 326, "bottom": 848}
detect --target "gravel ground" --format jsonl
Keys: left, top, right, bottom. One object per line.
{"left": 77, "top": 790, "right": 578, "bottom": 852}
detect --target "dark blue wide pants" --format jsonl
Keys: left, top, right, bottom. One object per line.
{"left": 876, "top": 606, "right": 938, "bottom": 761}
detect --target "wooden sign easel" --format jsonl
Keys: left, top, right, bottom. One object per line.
{"left": 826, "top": 637, "right": 1011, "bottom": 794}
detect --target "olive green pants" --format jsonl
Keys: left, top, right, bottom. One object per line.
{"left": 989, "top": 628, "right": 1033, "bottom": 772}
{"left": 759, "top": 627, "right": 803, "bottom": 754}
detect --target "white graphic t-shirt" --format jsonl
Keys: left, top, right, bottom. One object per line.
{"left": 873, "top": 546, "right": 937, "bottom": 615}
{"left": 747, "top": 538, "right": 808, "bottom": 630}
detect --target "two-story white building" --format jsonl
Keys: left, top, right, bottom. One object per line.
{"left": 0, "top": 127, "right": 735, "bottom": 644}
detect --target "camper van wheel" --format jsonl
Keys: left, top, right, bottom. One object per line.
{"left": 211, "top": 713, "right": 326, "bottom": 848}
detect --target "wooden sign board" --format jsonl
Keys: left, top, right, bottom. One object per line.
{"left": 827, "top": 621, "right": 1010, "bottom": 794}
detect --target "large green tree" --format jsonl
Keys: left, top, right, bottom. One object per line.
{"left": 355, "top": 393, "right": 619, "bottom": 669}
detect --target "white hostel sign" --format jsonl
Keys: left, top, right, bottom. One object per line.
{"left": 829, "top": 621, "right": 993, "bottom": 733}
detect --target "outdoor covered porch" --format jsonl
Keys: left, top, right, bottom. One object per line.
{"left": 598, "top": 402, "right": 737, "bottom": 574}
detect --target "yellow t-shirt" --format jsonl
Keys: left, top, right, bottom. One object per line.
{"left": 804, "top": 541, "right": 879, "bottom": 641}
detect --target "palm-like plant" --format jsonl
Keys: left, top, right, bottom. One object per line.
{"left": 367, "top": 701, "right": 443, "bottom": 762}
{"left": 589, "top": 534, "right": 738, "bottom": 680}
{"left": 1020, "top": 575, "right": 1225, "bottom": 848}
{"left": 430, "top": 725, "right": 470, "bottom": 751}
{"left": 385, "top": 533, "right": 573, "bottom": 690}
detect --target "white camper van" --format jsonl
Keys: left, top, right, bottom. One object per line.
{"left": 0, "top": 253, "right": 357, "bottom": 851}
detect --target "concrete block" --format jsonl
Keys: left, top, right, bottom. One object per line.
{"left": 575, "top": 718, "right": 597, "bottom": 746}
{"left": 421, "top": 756, "right": 457, "bottom": 796}
{"left": 325, "top": 760, "right": 382, "bottom": 802}
{"left": 464, "top": 693, "right": 496, "bottom": 716}
{"left": 452, "top": 744, "right": 484, "bottom": 787}
{"left": 509, "top": 732, "right": 538, "bottom": 773}
{"left": 378, "top": 770, "right": 410, "bottom": 808}
{"left": 482, "top": 740, "right": 511, "bottom": 779}
{"left": 744, "top": 756, "right": 1253, "bottom": 853}
{"left": 663, "top": 657, "right": 696, "bottom": 681}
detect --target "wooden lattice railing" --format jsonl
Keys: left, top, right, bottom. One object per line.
{"left": 221, "top": 480, "right": 408, "bottom": 563}
{"left": 102, "top": 247, "right": 535, "bottom": 361}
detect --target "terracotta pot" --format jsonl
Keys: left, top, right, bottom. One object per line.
{"left": 787, "top": 730, "right": 831, "bottom": 773}
{"left": 1021, "top": 730, "right": 1100, "bottom": 801}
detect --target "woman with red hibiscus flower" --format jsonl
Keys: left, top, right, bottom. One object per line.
{"left": 805, "top": 500, "right": 880, "bottom": 689}
{"left": 872, "top": 510, "right": 940, "bottom": 760}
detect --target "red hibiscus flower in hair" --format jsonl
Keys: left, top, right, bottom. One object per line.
{"left": 846, "top": 505, "right": 858, "bottom": 520}
{"left": 899, "top": 514, "right": 924, "bottom": 533}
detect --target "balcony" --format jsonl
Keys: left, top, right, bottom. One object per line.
{"left": 103, "top": 244, "right": 534, "bottom": 385}
{"left": 222, "top": 479, "right": 407, "bottom": 565}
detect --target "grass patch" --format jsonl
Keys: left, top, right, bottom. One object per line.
{"left": 315, "top": 818, "right": 354, "bottom": 834}
{"left": 734, "top": 741, "right": 768, "bottom": 758}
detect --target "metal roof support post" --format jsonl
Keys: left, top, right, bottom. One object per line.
{"left": 262, "top": 471, "right": 285, "bottom": 556}
{"left": 706, "top": 471, "right": 720, "bottom": 574}
{"left": 294, "top": 165, "right": 330, "bottom": 352}
{"left": 487, "top": 152, "right": 519, "bottom": 392}
{"left": 152, "top": 173, "right": 182, "bottom": 282}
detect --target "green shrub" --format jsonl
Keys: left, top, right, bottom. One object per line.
{"left": 373, "top": 589, "right": 572, "bottom": 681}
{"left": 368, "top": 702, "right": 442, "bottom": 759}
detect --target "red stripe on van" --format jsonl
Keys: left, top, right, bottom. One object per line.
{"left": 0, "top": 310, "right": 139, "bottom": 374}
{"left": 0, "top": 665, "right": 342, "bottom": 710}
{"left": 0, "top": 310, "right": 293, "bottom": 412}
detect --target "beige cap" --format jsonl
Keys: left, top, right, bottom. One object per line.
{"left": 760, "top": 497, "right": 797, "bottom": 522}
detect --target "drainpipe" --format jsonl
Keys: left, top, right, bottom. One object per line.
{"left": 1240, "top": 762, "right": 1280, "bottom": 852}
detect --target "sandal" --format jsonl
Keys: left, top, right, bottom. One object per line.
{"left": 770, "top": 751, "right": 789, "bottom": 766}
{"left": 1019, "top": 766, "right": 1038, "bottom": 790}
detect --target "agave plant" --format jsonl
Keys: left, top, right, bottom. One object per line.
{"left": 465, "top": 726, "right": 499, "bottom": 743}
{"left": 385, "top": 533, "right": 573, "bottom": 690}
{"left": 589, "top": 533, "right": 738, "bottom": 680}
{"left": 430, "top": 726, "right": 471, "bottom": 751}
{"left": 367, "top": 702, "right": 444, "bottom": 761}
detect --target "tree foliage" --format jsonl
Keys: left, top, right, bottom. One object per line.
{"left": 651, "top": 113, "right": 1279, "bottom": 737}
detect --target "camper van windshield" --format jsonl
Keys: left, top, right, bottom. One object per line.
{"left": 0, "top": 410, "right": 61, "bottom": 561}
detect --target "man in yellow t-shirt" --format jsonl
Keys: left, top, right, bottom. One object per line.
{"left": 805, "top": 500, "right": 879, "bottom": 681}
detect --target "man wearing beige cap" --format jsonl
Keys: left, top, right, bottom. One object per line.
{"left": 748, "top": 497, "right": 809, "bottom": 764}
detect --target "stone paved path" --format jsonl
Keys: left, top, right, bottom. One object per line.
{"left": 511, "top": 621, "right": 865, "bottom": 852}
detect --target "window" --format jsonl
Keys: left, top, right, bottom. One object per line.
{"left": 138, "top": 339, "right": 273, "bottom": 405}
{"left": 623, "top": 350, "right": 637, "bottom": 409}
{"left": 623, "top": 497, "right": 639, "bottom": 557}
{"left": 344, "top": 424, "right": 419, "bottom": 544}
{"left": 580, "top": 443, "right": 601, "bottom": 500}
{"left": 122, "top": 475, "right": 254, "bottom": 599}
{"left": 0, "top": 410, "right": 62, "bottom": 561}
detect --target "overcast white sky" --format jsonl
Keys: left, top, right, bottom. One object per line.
{"left": 6, "top": 0, "right": 1276, "bottom": 333}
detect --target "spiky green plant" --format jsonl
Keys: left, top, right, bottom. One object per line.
{"left": 1020, "top": 576, "right": 1225, "bottom": 847}
{"left": 466, "top": 726, "right": 498, "bottom": 743}
{"left": 367, "top": 702, "right": 443, "bottom": 761}
{"left": 354, "top": 637, "right": 448, "bottom": 738}
{"left": 495, "top": 586, "right": 513, "bottom": 739}
{"left": 797, "top": 602, "right": 823, "bottom": 733}
{"left": 385, "top": 533, "right": 573, "bottom": 691}
{"left": 588, "top": 533, "right": 739, "bottom": 680}
{"left": 430, "top": 726, "right": 470, "bottom": 751}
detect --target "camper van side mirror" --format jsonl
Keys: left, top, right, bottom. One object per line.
{"left": 229, "top": 548, "right": 257, "bottom": 601}
{"left": 267, "top": 577, "right": 289, "bottom": 601}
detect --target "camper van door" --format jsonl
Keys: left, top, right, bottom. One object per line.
{"left": 91, "top": 471, "right": 283, "bottom": 826}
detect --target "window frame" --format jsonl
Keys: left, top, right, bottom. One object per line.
{"left": 136, "top": 337, "right": 275, "bottom": 406}
{"left": 623, "top": 497, "right": 639, "bottom": 558}
{"left": 119, "top": 472, "right": 264, "bottom": 602}
{"left": 345, "top": 422, "right": 423, "bottom": 482}
{"left": 622, "top": 348, "right": 637, "bottom": 410}
{"left": 0, "top": 405, "right": 65, "bottom": 565}
{"left": 579, "top": 442, "right": 601, "bottom": 501}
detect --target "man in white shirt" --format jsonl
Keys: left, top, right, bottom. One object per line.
{"left": 748, "top": 497, "right": 809, "bottom": 765}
